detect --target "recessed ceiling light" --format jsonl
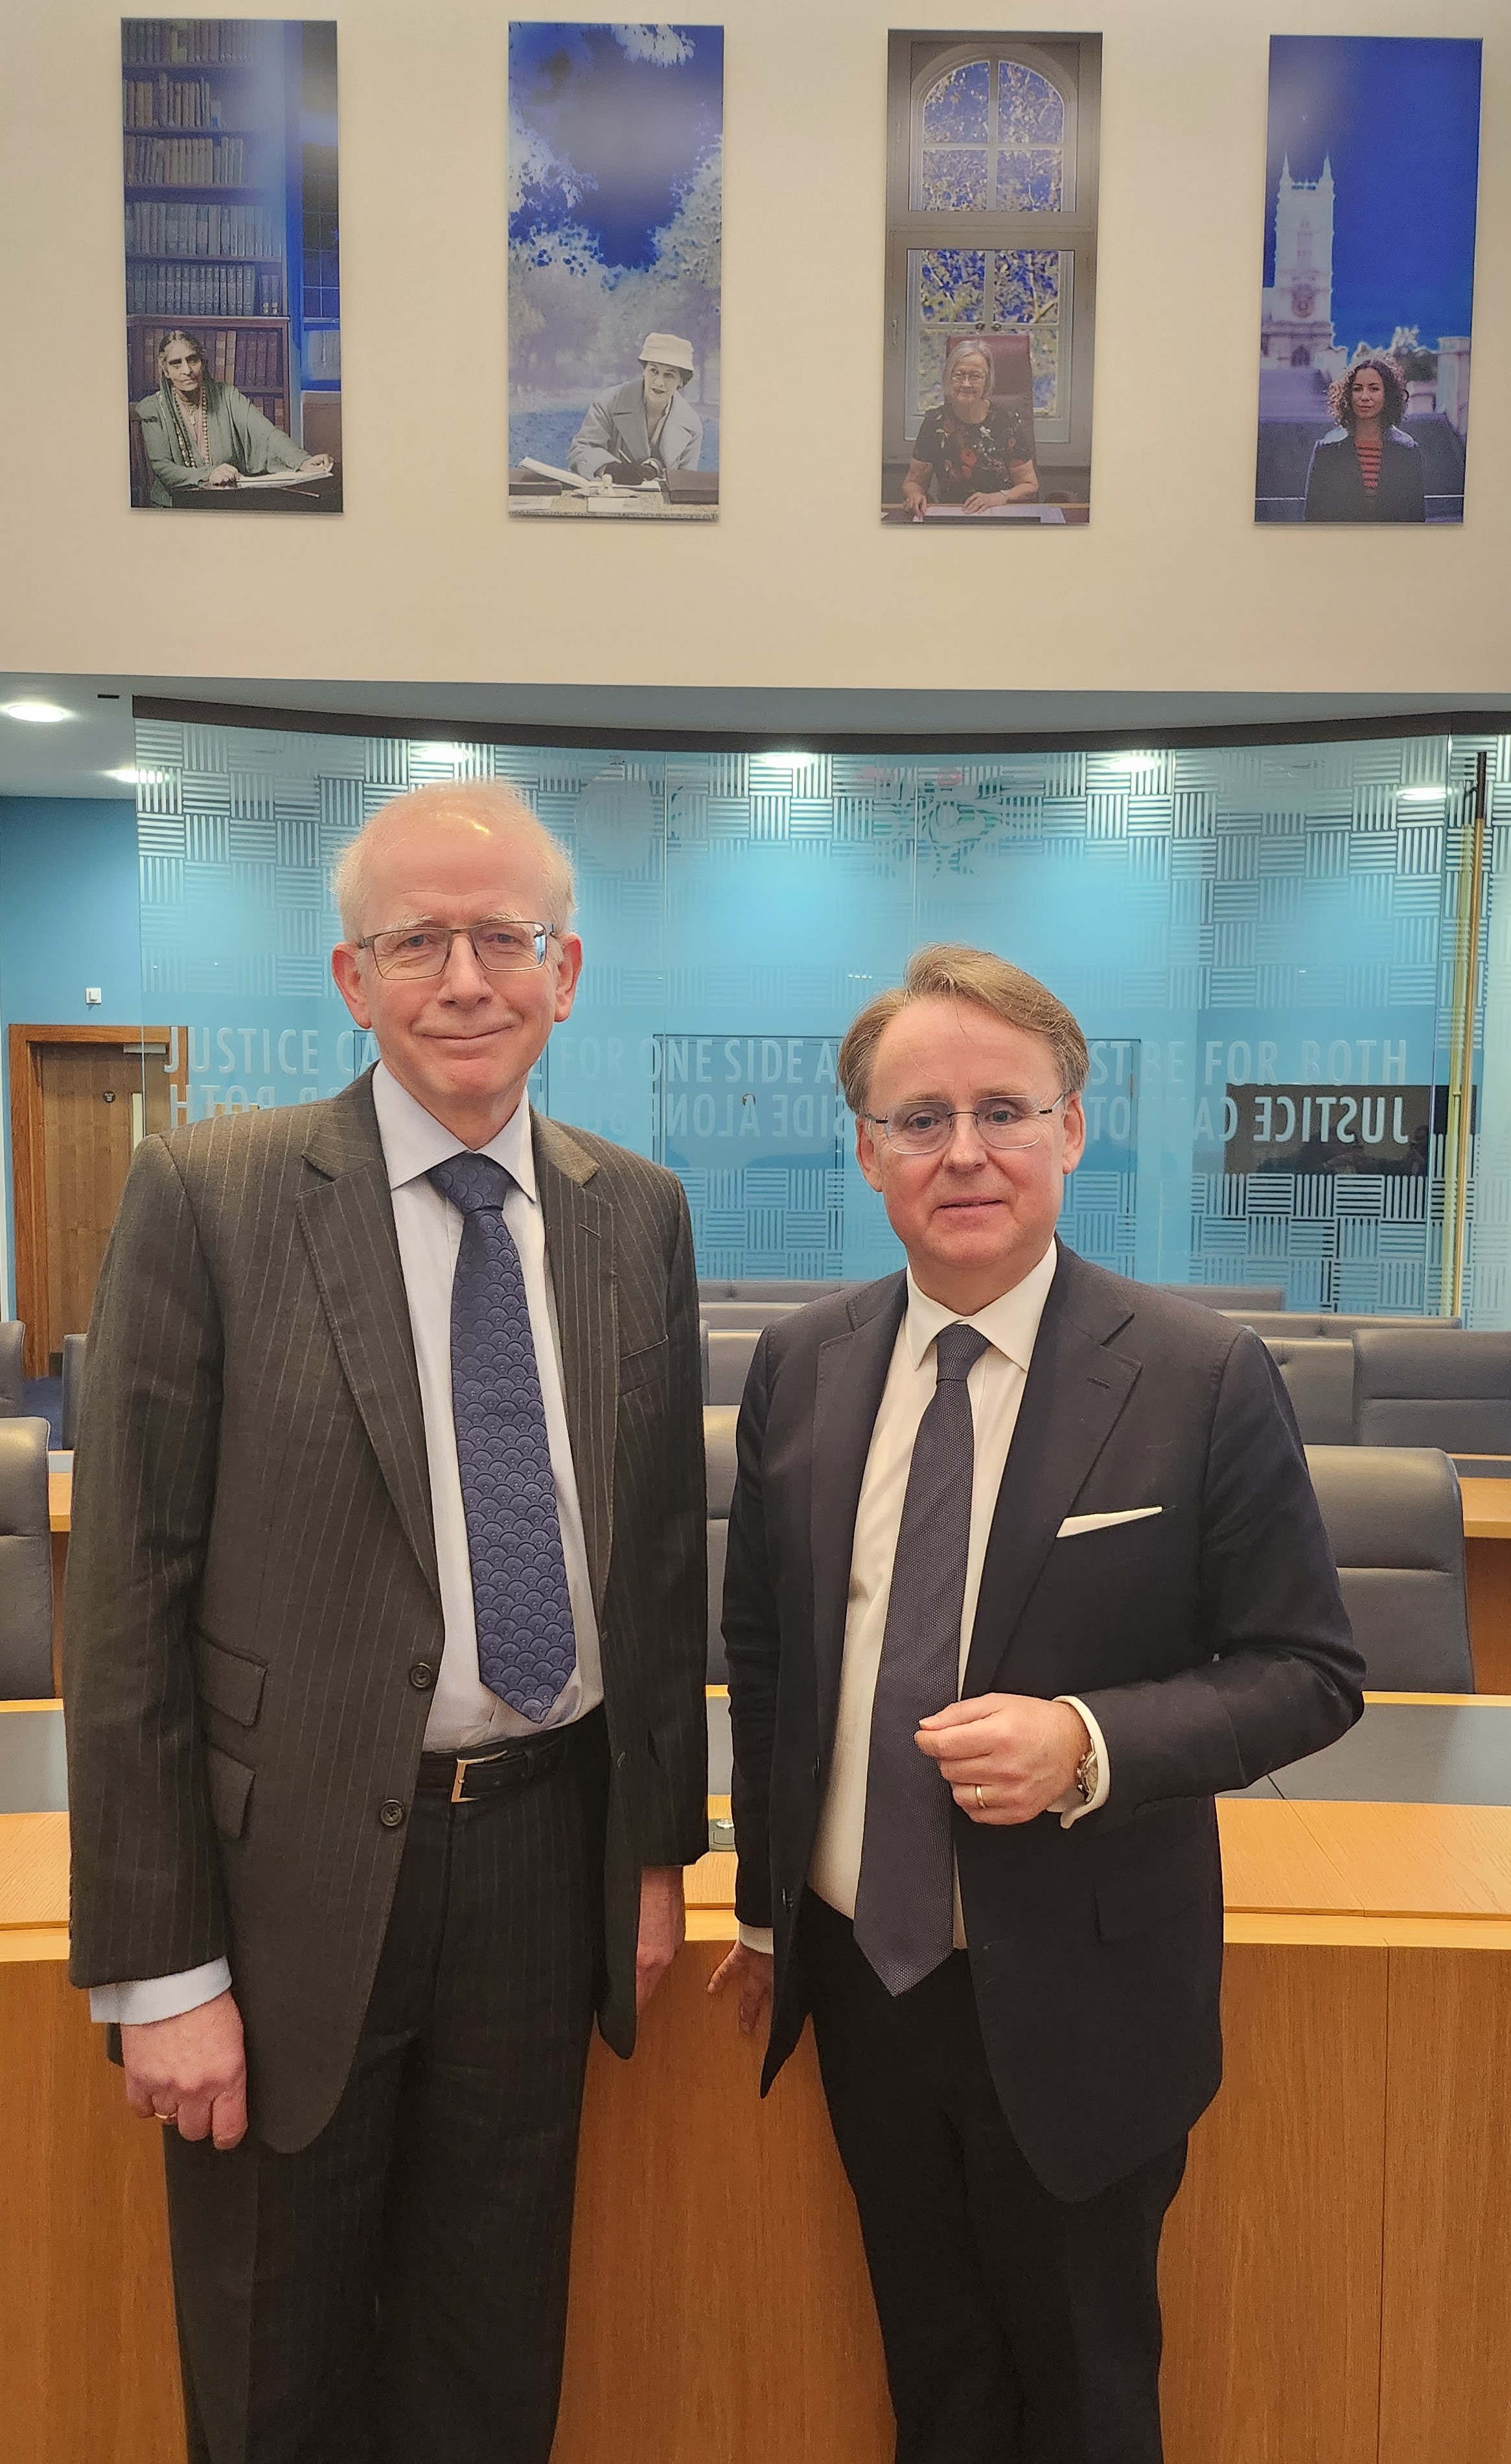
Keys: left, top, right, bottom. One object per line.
{"left": 105, "top": 766, "right": 164, "bottom": 787}
{"left": 1, "top": 698, "right": 74, "bottom": 724}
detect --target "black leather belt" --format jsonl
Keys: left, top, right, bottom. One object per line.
{"left": 415, "top": 1706, "right": 605, "bottom": 1806}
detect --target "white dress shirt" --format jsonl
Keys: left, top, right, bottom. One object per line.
{"left": 738, "top": 1241, "right": 1109, "bottom": 1958}
{"left": 92, "top": 1063, "right": 601, "bottom": 2027}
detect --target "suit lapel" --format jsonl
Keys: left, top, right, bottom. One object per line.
{"left": 533, "top": 1116, "right": 616, "bottom": 1622}
{"left": 811, "top": 1277, "right": 907, "bottom": 1753}
{"left": 296, "top": 1075, "right": 439, "bottom": 1600}
{"left": 961, "top": 1250, "right": 1141, "bottom": 1698}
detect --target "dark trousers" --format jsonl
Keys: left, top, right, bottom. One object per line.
{"left": 163, "top": 1715, "right": 608, "bottom": 2464}
{"left": 801, "top": 1891, "right": 1186, "bottom": 2464}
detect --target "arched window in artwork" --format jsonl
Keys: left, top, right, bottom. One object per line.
{"left": 912, "top": 54, "right": 1068, "bottom": 213}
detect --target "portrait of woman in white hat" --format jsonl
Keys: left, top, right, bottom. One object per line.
{"left": 568, "top": 332, "right": 704, "bottom": 482}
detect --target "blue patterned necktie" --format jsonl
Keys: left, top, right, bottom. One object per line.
{"left": 853, "top": 1321, "right": 991, "bottom": 1995}
{"left": 428, "top": 1152, "right": 577, "bottom": 1723}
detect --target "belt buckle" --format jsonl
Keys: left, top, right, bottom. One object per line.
{"left": 450, "top": 1753, "right": 479, "bottom": 1806}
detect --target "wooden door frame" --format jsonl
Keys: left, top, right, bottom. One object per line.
{"left": 8, "top": 1024, "right": 184, "bottom": 1376}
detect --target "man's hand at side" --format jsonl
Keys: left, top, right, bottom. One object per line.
{"left": 707, "top": 1942, "right": 773, "bottom": 2037}
{"left": 916, "top": 1694, "right": 1090, "bottom": 1825}
{"left": 121, "top": 1990, "right": 248, "bottom": 2148}
{"left": 635, "top": 1866, "right": 686, "bottom": 2015}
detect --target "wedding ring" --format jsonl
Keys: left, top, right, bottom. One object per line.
{"left": 153, "top": 2110, "right": 177, "bottom": 2124}
{"left": 975, "top": 1784, "right": 987, "bottom": 1812}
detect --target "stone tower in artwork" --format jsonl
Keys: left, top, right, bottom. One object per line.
{"left": 1260, "top": 155, "right": 1347, "bottom": 408}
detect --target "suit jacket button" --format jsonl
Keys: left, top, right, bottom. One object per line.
{"left": 378, "top": 1799, "right": 406, "bottom": 1829}
{"left": 616, "top": 1749, "right": 627, "bottom": 1770}
{"left": 408, "top": 1662, "right": 436, "bottom": 1691}
{"left": 812, "top": 1756, "right": 822, "bottom": 1782}
{"left": 780, "top": 1885, "right": 792, "bottom": 1910}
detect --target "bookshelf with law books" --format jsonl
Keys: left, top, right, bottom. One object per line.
{"left": 122, "top": 19, "right": 294, "bottom": 440}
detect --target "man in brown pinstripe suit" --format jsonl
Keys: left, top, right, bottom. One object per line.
{"left": 63, "top": 781, "right": 708, "bottom": 2464}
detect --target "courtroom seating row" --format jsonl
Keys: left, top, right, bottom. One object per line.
{"left": 1264, "top": 1328, "right": 1511, "bottom": 1456}
{"left": 698, "top": 1408, "right": 1475, "bottom": 1696}
{"left": 0, "top": 1321, "right": 24, "bottom": 1416}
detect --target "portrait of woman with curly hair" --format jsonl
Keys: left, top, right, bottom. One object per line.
{"left": 1302, "top": 355, "right": 1426, "bottom": 524}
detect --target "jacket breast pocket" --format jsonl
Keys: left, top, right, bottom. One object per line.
{"left": 192, "top": 1631, "right": 266, "bottom": 1727}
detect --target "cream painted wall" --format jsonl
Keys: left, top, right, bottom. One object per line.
{"left": 1, "top": 0, "right": 1506, "bottom": 697}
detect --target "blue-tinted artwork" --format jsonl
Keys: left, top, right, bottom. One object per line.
{"left": 886, "top": 32, "right": 1098, "bottom": 524}
{"left": 509, "top": 24, "right": 721, "bottom": 518}
{"left": 122, "top": 18, "right": 341, "bottom": 511}
{"left": 131, "top": 721, "right": 1511, "bottom": 1324}
{"left": 1256, "top": 36, "right": 1482, "bottom": 524}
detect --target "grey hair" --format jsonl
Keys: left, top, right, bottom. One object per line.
{"left": 945, "top": 341, "right": 995, "bottom": 393}
{"left": 331, "top": 780, "right": 576, "bottom": 941}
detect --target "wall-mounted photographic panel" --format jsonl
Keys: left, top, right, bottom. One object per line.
{"left": 881, "top": 31, "right": 1100, "bottom": 527}
{"left": 1256, "top": 36, "right": 1482, "bottom": 525}
{"left": 508, "top": 23, "right": 722, "bottom": 520}
{"left": 123, "top": 17, "right": 342, "bottom": 511}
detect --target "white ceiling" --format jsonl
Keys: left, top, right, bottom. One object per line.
{"left": 3, "top": 672, "right": 1510, "bottom": 801}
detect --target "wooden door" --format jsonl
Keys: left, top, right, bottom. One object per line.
{"left": 9, "top": 1028, "right": 183, "bottom": 1376}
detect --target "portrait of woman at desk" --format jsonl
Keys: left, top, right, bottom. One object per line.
{"left": 902, "top": 343, "right": 1039, "bottom": 517}
{"left": 568, "top": 332, "right": 704, "bottom": 484}
{"left": 135, "top": 330, "right": 334, "bottom": 507}
{"left": 1302, "top": 356, "right": 1426, "bottom": 524}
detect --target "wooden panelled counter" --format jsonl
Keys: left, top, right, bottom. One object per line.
{"left": 6, "top": 1698, "right": 1511, "bottom": 2461}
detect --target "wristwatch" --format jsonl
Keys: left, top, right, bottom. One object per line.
{"left": 1074, "top": 1736, "right": 1100, "bottom": 1806}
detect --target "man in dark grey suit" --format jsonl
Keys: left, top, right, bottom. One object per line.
{"left": 712, "top": 945, "right": 1364, "bottom": 2462}
{"left": 64, "top": 781, "right": 708, "bottom": 2463}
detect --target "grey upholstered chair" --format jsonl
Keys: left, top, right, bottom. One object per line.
{"left": 60, "top": 1333, "right": 88, "bottom": 1453}
{"left": 1265, "top": 1340, "right": 1355, "bottom": 1448}
{"left": 0, "top": 1323, "right": 24, "bottom": 1417}
{"left": 0, "top": 1417, "right": 54, "bottom": 1699}
{"left": 700, "top": 1300, "right": 806, "bottom": 1332}
{"left": 1305, "top": 1444, "right": 1473, "bottom": 1692}
{"left": 1164, "top": 1286, "right": 1286, "bottom": 1313}
{"left": 706, "top": 1326, "right": 763, "bottom": 1407}
{"left": 725, "top": 1278, "right": 857, "bottom": 1302}
{"left": 704, "top": 1405, "right": 739, "bottom": 1683}
{"left": 1228, "top": 1313, "right": 1462, "bottom": 1340}
{"left": 1351, "top": 1328, "right": 1511, "bottom": 1455}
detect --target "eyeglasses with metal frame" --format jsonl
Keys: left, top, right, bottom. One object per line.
{"left": 866, "top": 1092, "right": 1070, "bottom": 1156}
{"left": 356, "top": 920, "right": 557, "bottom": 979}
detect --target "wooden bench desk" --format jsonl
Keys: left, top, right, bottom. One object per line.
{"left": 5, "top": 1696, "right": 1511, "bottom": 2461}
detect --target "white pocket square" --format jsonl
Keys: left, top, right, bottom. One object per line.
{"left": 1056, "top": 1508, "right": 1164, "bottom": 1538}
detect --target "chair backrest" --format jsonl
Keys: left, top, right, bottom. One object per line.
{"left": 0, "top": 1323, "right": 24, "bottom": 1416}
{"left": 1228, "top": 1313, "right": 1462, "bottom": 1339}
{"left": 704, "top": 1405, "right": 739, "bottom": 1683}
{"left": 0, "top": 1418, "right": 54, "bottom": 1699}
{"left": 700, "top": 1300, "right": 805, "bottom": 1333}
{"left": 707, "top": 1327, "right": 763, "bottom": 1407}
{"left": 724, "top": 1280, "right": 857, "bottom": 1303}
{"left": 1265, "top": 1340, "right": 1355, "bottom": 1447}
{"left": 1163, "top": 1285, "right": 1286, "bottom": 1313}
{"left": 60, "top": 1334, "right": 88, "bottom": 1453}
{"left": 1305, "top": 1444, "right": 1473, "bottom": 1691}
{"left": 1351, "top": 1328, "right": 1511, "bottom": 1454}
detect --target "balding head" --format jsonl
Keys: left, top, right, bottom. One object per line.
{"left": 331, "top": 781, "right": 575, "bottom": 943}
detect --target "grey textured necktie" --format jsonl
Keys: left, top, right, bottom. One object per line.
{"left": 853, "top": 1322, "right": 991, "bottom": 1996}
{"left": 428, "top": 1152, "right": 577, "bottom": 1723}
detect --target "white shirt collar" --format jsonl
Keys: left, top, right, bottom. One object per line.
{"left": 370, "top": 1060, "right": 538, "bottom": 1205}
{"left": 903, "top": 1236, "right": 1059, "bottom": 1374}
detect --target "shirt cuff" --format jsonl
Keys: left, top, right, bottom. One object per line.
{"left": 1051, "top": 1697, "right": 1111, "bottom": 1829}
{"left": 736, "top": 1923, "right": 775, "bottom": 1956}
{"left": 88, "top": 1959, "right": 233, "bottom": 2027}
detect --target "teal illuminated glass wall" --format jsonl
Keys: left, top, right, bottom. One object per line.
{"left": 132, "top": 716, "right": 1511, "bottom": 1320}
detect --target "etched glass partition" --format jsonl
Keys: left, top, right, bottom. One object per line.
{"left": 133, "top": 716, "right": 1510, "bottom": 1319}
